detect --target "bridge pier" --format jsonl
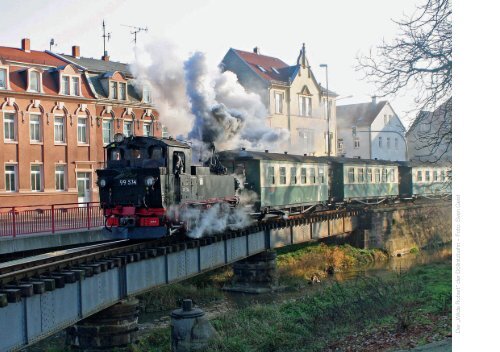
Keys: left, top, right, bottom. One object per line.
{"left": 223, "top": 250, "right": 279, "bottom": 293}
{"left": 66, "top": 298, "right": 139, "bottom": 351}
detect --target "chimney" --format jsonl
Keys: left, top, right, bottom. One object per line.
{"left": 265, "top": 149, "right": 269, "bottom": 153}
{"left": 371, "top": 96, "right": 377, "bottom": 105}
{"left": 284, "top": 151, "right": 288, "bottom": 154}
{"left": 253, "top": 47, "right": 260, "bottom": 55}
{"left": 102, "top": 50, "right": 110, "bottom": 61}
{"left": 72, "top": 45, "right": 80, "bottom": 58}
{"left": 21, "top": 38, "right": 30, "bottom": 52}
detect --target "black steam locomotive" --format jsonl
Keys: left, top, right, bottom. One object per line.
{"left": 96, "top": 134, "right": 236, "bottom": 239}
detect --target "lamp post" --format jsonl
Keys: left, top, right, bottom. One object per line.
{"left": 319, "top": 64, "right": 330, "bottom": 156}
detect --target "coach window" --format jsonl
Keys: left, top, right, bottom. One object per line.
{"left": 425, "top": 170, "right": 430, "bottom": 182}
{"left": 310, "top": 168, "right": 316, "bottom": 184}
{"left": 279, "top": 167, "right": 286, "bottom": 184}
{"left": 301, "top": 168, "right": 307, "bottom": 184}
{"left": 360, "top": 168, "right": 366, "bottom": 183}
{"left": 319, "top": 168, "right": 325, "bottom": 183}
{"left": 348, "top": 167, "right": 355, "bottom": 183}
{"left": 417, "top": 170, "right": 423, "bottom": 182}
{"left": 291, "top": 167, "right": 297, "bottom": 185}
{"left": 267, "top": 166, "right": 275, "bottom": 185}
{"left": 375, "top": 168, "right": 381, "bottom": 183}
{"left": 150, "top": 146, "right": 163, "bottom": 160}
{"left": 389, "top": 168, "right": 395, "bottom": 182}
{"left": 382, "top": 169, "right": 388, "bottom": 183}
{"left": 131, "top": 148, "right": 142, "bottom": 159}
{"left": 367, "top": 168, "right": 373, "bottom": 183}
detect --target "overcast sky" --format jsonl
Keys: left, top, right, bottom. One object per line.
{"left": 2, "top": 0, "right": 423, "bottom": 127}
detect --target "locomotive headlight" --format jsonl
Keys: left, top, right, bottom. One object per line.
{"left": 98, "top": 178, "right": 107, "bottom": 188}
{"left": 144, "top": 176, "right": 155, "bottom": 187}
{"left": 113, "top": 133, "right": 125, "bottom": 143}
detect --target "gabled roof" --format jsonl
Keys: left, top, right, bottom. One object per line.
{"left": 0, "top": 46, "right": 66, "bottom": 67}
{"left": 336, "top": 101, "right": 388, "bottom": 128}
{"left": 59, "top": 54, "right": 132, "bottom": 76}
{"left": 230, "top": 48, "right": 299, "bottom": 84}
{"left": 406, "top": 98, "right": 452, "bottom": 135}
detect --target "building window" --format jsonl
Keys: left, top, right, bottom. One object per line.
{"left": 425, "top": 170, "right": 430, "bottom": 182}
{"left": 72, "top": 77, "right": 79, "bottom": 96}
{"left": 299, "top": 96, "right": 312, "bottom": 116}
{"left": 337, "top": 139, "right": 344, "bottom": 153}
{"left": 382, "top": 169, "right": 388, "bottom": 183}
{"left": 357, "top": 168, "right": 364, "bottom": 183}
{"left": 102, "top": 119, "right": 113, "bottom": 145}
{"left": 55, "top": 165, "right": 65, "bottom": 191}
{"left": 384, "top": 114, "right": 390, "bottom": 124}
{"left": 348, "top": 167, "right": 355, "bottom": 183}
{"left": 319, "top": 168, "right": 325, "bottom": 183}
{"left": 119, "top": 82, "right": 126, "bottom": 100}
{"left": 77, "top": 117, "right": 88, "bottom": 143}
{"left": 29, "top": 71, "right": 41, "bottom": 92}
{"left": 4, "top": 112, "right": 16, "bottom": 141}
{"left": 354, "top": 138, "right": 360, "bottom": 149}
{"left": 291, "top": 167, "right": 297, "bottom": 185}
{"left": 62, "top": 76, "right": 70, "bottom": 95}
{"left": 30, "top": 114, "right": 41, "bottom": 142}
{"left": 267, "top": 166, "right": 275, "bottom": 185}
{"left": 111, "top": 81, "right": 118, "bottom": 99}
{"left": 275, "top": 91, "right": 284, "bottom": 114}
{"left": 5, "top": 165, "right": 16, "bottom": 192}
{"left": 124, "top": 121, "right": 133, "bottom": 137}
{"left": 54, "top": 116, "right": 65, "bottom": 143}
{"left": 30, "top": 165, "right": 42, "bottom": 192}
{"left": 143, "top": 122, "right": 152, "bottom": 136}
{"left": 161, "top": 126, "right": 168, "bottom": 138}
{"left": 417, "top": 170, "right": 423, "bottom": 182}
{"left": 279, "top": 167, "right": 286, "bottom": 184}
{"left": 310, "top": 168, "right": 316, "bottom": 183}
{"left": 440, "top": 170, "right": 445, "bottom": 182}
{"left": 433, "top": 170, "right": 438, "bottom": 181}
{"left": 379, "top": 137, "right": 382, "bottom": 148}
{"left": 323, "top": 98, "right": 331, "bottom": 120}
{"left": 375, "top": 168, "right": 381, "bottom": 183}
{"left": 0, "top": 68, "right": 7, "bottom": 89}
{"left": 143, "top": 86, "right": 152, "bottom": 103}
{"left": 367, "top": 168, "right": 373, "bottom": 183}
{"left": 301, "top": 168, "right": 307, "bottom": 184}
{"left": 298, "top": 129, "right": 314, "bottom": 154}
{"left": 386, "top": 137, "right": 391, "bottom": 149}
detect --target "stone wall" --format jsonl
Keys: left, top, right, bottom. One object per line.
{"left": 355, "top": 201, "right": 452, "bottom": 256}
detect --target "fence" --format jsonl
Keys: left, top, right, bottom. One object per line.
{"left": 0, "top": 202, "right": 103, "bottom": 238}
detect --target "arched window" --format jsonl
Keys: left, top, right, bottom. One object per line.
{"left": 3, "top": 111, "right": 16, "bottom": 141}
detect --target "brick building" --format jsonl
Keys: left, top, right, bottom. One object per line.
{"left": 0, "top": 39, "right": 160, "bottom": 206}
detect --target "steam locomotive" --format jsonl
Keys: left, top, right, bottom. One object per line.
{"left": 96, "top": 134, "right": 236, "bottom": 239}
{"left": 96, "top": 135, "right": 451, "bottom": 239}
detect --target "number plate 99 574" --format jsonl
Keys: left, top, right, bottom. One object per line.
{"left": 119, "top": 179, "right": 137, "bottom": 186}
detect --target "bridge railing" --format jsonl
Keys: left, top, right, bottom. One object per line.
{"left": 0, "top": 202, "right": 103, "bottom": 238}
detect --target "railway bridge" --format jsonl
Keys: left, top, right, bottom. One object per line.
{"left": 0, "top": 201, "right": 451, "bottom": 352}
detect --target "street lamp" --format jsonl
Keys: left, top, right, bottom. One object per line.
{"left": 319, "top": 64, "right": 330, "bottom": 156}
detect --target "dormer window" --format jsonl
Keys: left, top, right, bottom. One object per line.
{"left": 143, "top": 86, "right": 152, "bottom": 103}
{"left": 0, "top": 68, "right": 7, "bottom": 89}
{"left": 111, "top": 81, "right": 118, "bottom": 99}
{"left": 61, "top": 75, "right": 80, "bottom": 96}
{"left": 119, "top": 82, "right": 126, "bottom": 100}
{"left": 29, "top": 71, "right": 41, "bottom": 92}
{"left": 271, "top": 67, "right": 280, "bottom": 75}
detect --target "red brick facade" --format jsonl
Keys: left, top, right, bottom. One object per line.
{"left": 0, "top": 39, "right": 160, "bottom": 207}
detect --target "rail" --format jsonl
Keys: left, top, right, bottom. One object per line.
{"left": 0, "top": 202, "right": 103, "bottom": 238}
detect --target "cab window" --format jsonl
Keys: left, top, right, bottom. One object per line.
{"left": 109, "top": 148, "right": 123, "bottom": 160}
{"left": 150, "top": 146, "right": 164, "bottom": 160}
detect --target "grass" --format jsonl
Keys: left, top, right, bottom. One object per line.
{"left": 136, "top": 260, "right": 451, "bottom": 352}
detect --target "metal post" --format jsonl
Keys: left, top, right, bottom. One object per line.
{"left": 87, "top": 203, "right": 91, "bottom": 229}
{"left": 11, "top": 207, "right": 16, "bottom": 238}
{"left": 51, "top": 205, "right": 55, "bottom": 234}
{"left": 320, "top": 64, "right": 330, "bottom": 156}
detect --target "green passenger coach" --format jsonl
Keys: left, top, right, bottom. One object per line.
{"left": 317, "top": 157, "right": 400, "bottom": 203}
{"left": 219, "top": 150, "right": 329, "bottom": 213}
{"left": 398, "top": 161, "right": 451, "bottom": 198}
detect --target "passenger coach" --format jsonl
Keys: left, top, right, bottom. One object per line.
{"left": 219, "top": 150, "right": 329, "bottom": 214}
{"left": 398, "top": 161, "right": 451, "bottom": 198}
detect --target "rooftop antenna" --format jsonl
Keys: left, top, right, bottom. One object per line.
{"left": 121, "top": 24, "right": 148, "bottom": 45}
{"left": 102, "top": 20, "right": 111, "bottom": 57}
{"left": 49, "top": 38, "right": 57, "bottom": 51}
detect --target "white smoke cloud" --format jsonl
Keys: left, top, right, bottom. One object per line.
{"left": 131, "top": 38, "right": 289, "bottom": 155}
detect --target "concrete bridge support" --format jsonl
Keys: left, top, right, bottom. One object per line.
{"left": 223, "top": 250, "right": 279, "bottom": 293}
{"left": 66, "top": 298, "right": 139, "bottom": 350}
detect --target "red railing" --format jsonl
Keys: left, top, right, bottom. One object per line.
{"left": 0, "top": 202, "right": 104, "bottom": 238}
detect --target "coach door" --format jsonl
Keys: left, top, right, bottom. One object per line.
{"left": 77, "top": 172, "right": 91, "bottom": 205}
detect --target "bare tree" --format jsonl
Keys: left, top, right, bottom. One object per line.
{"left": 357, "top": 0, "right": 452, "bottom": 162}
